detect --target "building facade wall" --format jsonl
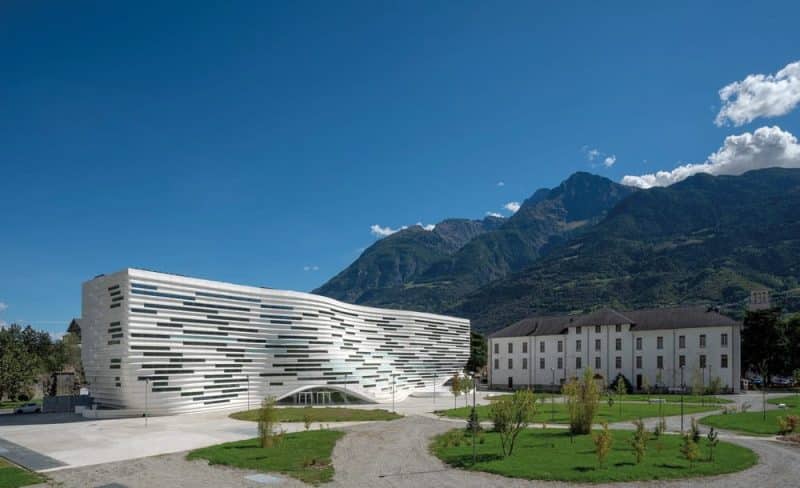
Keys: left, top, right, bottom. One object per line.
{"left": 489, "top": 322, "right": 740, "bottom": 392}
{"left": 82, "top": 269, "right": 470, "bottom": 413}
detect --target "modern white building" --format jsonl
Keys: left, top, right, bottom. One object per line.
{"left": 488, "top": 307, "right": 741, "bottom": 393}
{"left": 82, "top": 268, "right": 470, "bottom": 413}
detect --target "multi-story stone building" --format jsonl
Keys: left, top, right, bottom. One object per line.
{"left": 82, "top": 268, "right": 470, "bottom": 413}
{"left": 488, "top": 307, "right": 741, "bottom": 392}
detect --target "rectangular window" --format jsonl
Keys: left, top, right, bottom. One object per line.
{"left": 494, "top": 358, "right": 499, "bottom": 369}
{"left": 615, "top": 324, "right": 622, "bottom": 332}
{"left": 595, "top": 357, "right": 601, "bottom": 369}
{"left": 657, "top": 336, "right": 663, "bottom": 350}
{"left": 679, "top": 335, "right": 686, "bottom": 349}
{"left": 576, "top": 340, "right": 582, "bottom": 352}
{"left": 576, "top": 326, "right": 582, "bottom": 334}
{"left": 699, "top": 355, "right": 706, "bottom": 368}
{"left": 540, "top": 341, "right": 545, "bottom": 353}
{"left": 557, "top": 341, "right": 563, "bottom": 353}
{"left": 522, "top": 342, "right": 528, "bottom": 353}
{"left": 522, "top": 358, "right": 528, "bottom": 370}
{"left": 595, "top": 339, "right": 601, "bottom": 351}
{"left": 576, "top": 357, "right": 582, "bottom": 369}
{"left": 540, "top": 357, "right": 545, "bottom": 369}
{"left": 721, "top": 354, "right": 729, "bottom": 368}
{"left": 508, "top": 358, "right": 513, "bottom": 369}
{"left": 657, "top": 356, "right": 664, "bottom": 369}
{"left": 699, "top": 334, "right": 706, "bottom": 348}
{"left": 679, "top": 355, "right": 686, "bottom": 368}
{"left": 494, "top": 343, "right": 499, "bottom": 354}
{"left": 615, "top": 356, "right": 622, "bottom": 369}
{"left": 557, "top": 357, "right": 563, "bottom": 369}
{"left": 636, "top": 356, "right": 643, "bottom": 369}
{"left": 636, "top": 337, "right": 642, "bottom": 350}
{"left": 508, "top": 343, "right": 514, "bottom": 353}
{"left": 615, "top": 338, "right": 622, "bottom": 351}
{"left": 721, "top": 333, "right": 728, "bottom": 346}
{"left": 595, "top": 325, "right": 601, "bottom": 333}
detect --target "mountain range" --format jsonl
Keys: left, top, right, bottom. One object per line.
{"left": 314, "top": 168, "right": 800, "bottom": 334}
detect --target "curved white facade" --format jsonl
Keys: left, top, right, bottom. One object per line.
{"left": 81, "top": 269, "right": 470, "bottom": 413}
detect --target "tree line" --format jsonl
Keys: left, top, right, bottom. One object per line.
{"left": 0, "top": 323, "right": 82, "bottom": 402}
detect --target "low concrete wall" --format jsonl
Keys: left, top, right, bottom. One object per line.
{"left": 43, "top": 395, "right": 92, "bottom": 413}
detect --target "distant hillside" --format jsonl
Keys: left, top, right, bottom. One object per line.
{"left": 453, "top": 168, "right": 800, "bottom": 333}
{"left": 313, "top": 217, "right": 504, "bottom": 303}
{"left": 315, "top": 172, "right": 635, "bottom": 309}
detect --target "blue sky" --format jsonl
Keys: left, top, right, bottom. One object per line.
{"left": 2, "top": 1, "right": 800, "bottom": 335}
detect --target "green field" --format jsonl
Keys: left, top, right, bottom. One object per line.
{"left": 0, "top": 400, "right": 41, "bottom": 410}
{"left": 230, "top": 407, "right": 401, "bottom": 423}
{"left": 187, "top": 430, "right": 344, "bottom": 485}
{"left": 438, "top": 400, "right": 719, "bottom": 424}
{"left": 431, "top": 428, "right": 757, "bottom": 483}
{"left": 0, "top": 458, "right": 43, "bottom": 488}
{"left": 487, "top": 393, "right": 731, "bottom": 405}
{"left": 701, "top": 395, "right": 800, "bottom": 436}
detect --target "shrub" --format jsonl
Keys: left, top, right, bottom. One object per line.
{"left": 690, "top": 417, "right": 701, "bottom": 443}
{"left": 707, "top": 427, "right": 719, "bottom": 461}
{"left": 563, "top": 368, "right": 601, "bottom": 435}
{"left": 303, "top": 411, "right": 313, "bottom": 431}
{"left": 630, "top": 418, "right": 649, "bottom": 464}
{"left": 777, "top": 415, "right": 799, "bottom": 434}
{"left": 466, "top": 406, "right": 482, "bottom": 434}
{"left": 257, "top": 396, "right": 277, "bottom": 448}
{"left": 593, "top": 422, "right": 613, "bottom": 468}
{"left": 681, "top": 434, "right": 700, "bottom": 467}
{"left": 488, "top": 389, "right": 537, "bottom": 457}
{"left": 706, "top": 377, "right": 723, "bottom": 395}
{"left": 608, "top": 373, "right": 633, "bottom": 393}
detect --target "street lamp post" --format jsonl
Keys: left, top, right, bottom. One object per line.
{"left": 344, "top": 372, "right": 349, "bottom": 404}
{"left": 433, "top": 371, "right": 437, "bottom": 409}
{"left": 472, "top": 373, "right": 477, "bottom": 466}
{"left": 247, "top": 374, "right": 250, "bottom": 411}
{"left": 145, "top": 378, "right": 149, "bottom": 428}
{"left": 680, "top": 366, "right": 685, "bottom": 433}
{"left": 550, "top": 368, "right": 556, "bottom": 420}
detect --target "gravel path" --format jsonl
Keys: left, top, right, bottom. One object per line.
{"left": 36, "top": 452, "right": 307, "bottom": 488}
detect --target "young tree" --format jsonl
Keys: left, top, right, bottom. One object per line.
{"left": 460, "top": 376, "right": 475, "bottom": 407}
{"left": 681, "top": 434, "right": 700, "bottom": 467}
{"left": 691, "top": 368, "right": 705, "bottom": 404}
{"left": 630, "top": 418, "right": 648, "bottom": 464}
{"left": 488, "top": 389, "right": 537, "bottom": 457}
{"left": 614, "top": 376, "right": 627, "bottom": 417}
{"left": 258, "top": 396, "right": 278, "bottom": 448}
{"left": 593, "top": 422, "right": 613, "bottom": 468}
{"left": 641, "top": 376, "right": 651, "bottom": 399}
{"left": 563, "top": 368, "right": 601, "bottom": 435}
{"left": 690, "top": 417, "right": 701, "bottom": 443}
{"left": 449, "top": 375, "right": 462, "bottom": 409}
{"left": 706, "top": 427, "right": 719, "bottom": 461}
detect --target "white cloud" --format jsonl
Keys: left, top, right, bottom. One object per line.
{"left": 303, "top": 265, "right": 320, "bottom": 272}
{"left": 603, "top": 155, "right": 617, "bottom": 167}
{"left": 715, "top": 61, "right": 800, "bottom": 126}
{"left": 370, "top": 224, "right": 403, "bottom": 237}
{"left": 485, "top": 212, "right": 504, "bottom": 218}
{"left": 370, "top": 222, "right": 435, "bottom": 238}
{"left": 496, "top": 181, "right": 505, "bottom": 187}
{"left": 504, "top": 201, "right": 521, "bottom": 213}
{"left": 49, "top": 331, "right": 67, "bottom": 341}
{"left": 0, "top": 302, "right": 7, "bottom": 313}
{"left": 622, "top": 126, "right": 800, "bottom": 188}
{"left": 583, "top": 146, "right": 601, "bottom": 161}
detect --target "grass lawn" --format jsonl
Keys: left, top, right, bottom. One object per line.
{"left": 230, "top": 407, "right": 402, "bottom": 422}
{"left": 187, "top": 430, "right": 344, "bottom": 485}
{"left": 438, "top": 400, "right": 719, "bottom": 424}
{"left": 0, "top": 399, "right": 41, "bottom": 410}
{"left": 431, "top": 428, "right": 757, "bottom": 483}
{"left": 701, "top": 395, "right": 800, "bottom": 436}
{"left": 0, "top": 458, "right": 44, "bottom": 488}
{"left": 487, "top": 393, "right": 730, "bottom": 405}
